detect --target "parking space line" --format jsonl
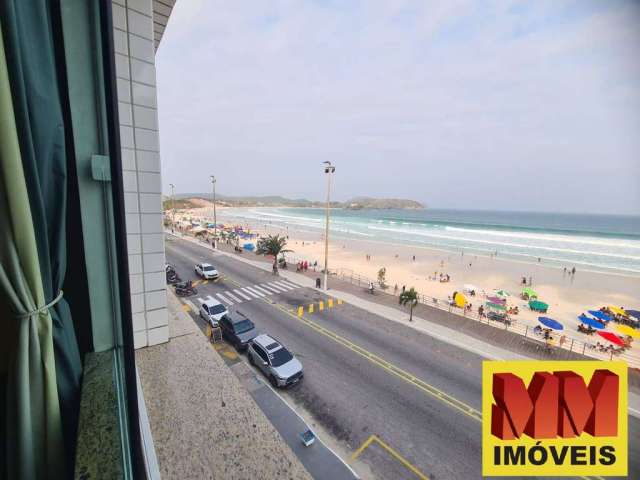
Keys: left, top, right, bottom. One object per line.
{"left": 225, "top": 291, "right": 242, "bottom": 303}
{"left": 234, "top": 289, "right": 252, "bottom": 300}
{"left": 244, "top": 286, "right": 265, "bottom": 297}
{"left": 352, "top": 434, "right": 429, "bottom": 480}
{"left": 215, "top": 292, "right": 234, "bottom": 305}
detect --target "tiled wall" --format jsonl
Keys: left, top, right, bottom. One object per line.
{"left": 112, "top": 0, "right": 168, "bottom": 348}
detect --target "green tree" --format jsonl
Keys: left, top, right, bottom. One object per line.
{"left": 377, "top": 267, "right": 387, "bottom": 289}
{"left": 256, "top": 234, "right": 292, "bottom": 274}
{"left": 399, "top": 287, "right": 419, "bottom": 322}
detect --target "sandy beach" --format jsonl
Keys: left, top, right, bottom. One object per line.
{"left": 174, "top": 206, "right": 640, "bottom": 350}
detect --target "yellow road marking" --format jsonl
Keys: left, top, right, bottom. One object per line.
{"left": 297, "top": 306, "right": 304, "bottom": 317}
{"left": 319, "top": 300, "right": 324, "bottom": 311}
{"left": 328, "top": 298, "right": 334, "bottom": 308}
{"left": 222, "top": 349, "right": 238, "bottom": 360}
{"left": 352, "top": 434, "right": 429, "bottom": 480}
{"left": 181, "top": 304, "right": 191, "bottom": 312}
{"left": 309, "top": 303, "right": 314, "bottom": 314}
{"left": 337, "top": 298, "right": 343, "bottom": 305}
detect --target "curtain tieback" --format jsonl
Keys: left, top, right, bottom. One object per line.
{"left": 18, "top": 290, "right": 64, "bottom": 318}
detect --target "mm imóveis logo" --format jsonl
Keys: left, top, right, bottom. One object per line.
{"left": 482, "top": 361, "right": 627, "bottom": 477}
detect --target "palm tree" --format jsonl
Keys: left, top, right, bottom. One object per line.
{"left": 377, "top": 267, "right": 387, "bottom": 289}
{"left": 256, "top": 234, "right": 292, "bottom": 274}
{"left": 399, "top": 287, "right": 418, "bottom": 322}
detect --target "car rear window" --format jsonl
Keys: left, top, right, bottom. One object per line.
{"left": 269, "top": 348, "right": 293, "bottom": 367}
{"left": 210, "top": 304, "right": 226, "bottom": 314}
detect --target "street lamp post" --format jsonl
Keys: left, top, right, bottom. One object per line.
{"left": 322, "top": 161, "right": 335, "bottom": 291}
{"left": 210, "top": 175, "right": 217, "bottom": 248}
{"left": 169, "top": 183, "right": 175, "bottom": 231}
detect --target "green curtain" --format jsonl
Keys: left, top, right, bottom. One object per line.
{"left": 0, "top": 23, "right": 64, "bottom": 479}
{"left": 0, "top": 0, "right": 82, "bottom": 469}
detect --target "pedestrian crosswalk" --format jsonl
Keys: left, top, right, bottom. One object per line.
{"left": 193, "top": 280, "right": 299, "bottom": 307}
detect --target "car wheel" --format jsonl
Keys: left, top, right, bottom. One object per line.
{"left": 248, "top": 353, "right": 255, "bottom": 366}
{"left": 269, "top": 375, "right": 278, "bottom": 388}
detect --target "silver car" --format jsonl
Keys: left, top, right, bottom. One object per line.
{"left": 248, "top": 334, "right": 303, "bottom": 388}
{"left": 199, "top": 297, "right": 228, "bottom": 327}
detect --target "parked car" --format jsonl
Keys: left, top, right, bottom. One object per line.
{"left": 219, "top": 315, "right": 258, "bottom": 350}
{"left": 194, "top": 263, "right": 219, "bottom": 280}
{"left": 199, "top": 298, "right": 228, "bottom": 327}
{"left": 248, "top": 334, "right": 303, "bottom": 388}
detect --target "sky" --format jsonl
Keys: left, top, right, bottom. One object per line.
{"left": 156, "top": 0, "right": 640, "bottom": 214}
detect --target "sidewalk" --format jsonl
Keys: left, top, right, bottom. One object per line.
{"left": 168, "top": 232, "right": 640, "bottom": 416}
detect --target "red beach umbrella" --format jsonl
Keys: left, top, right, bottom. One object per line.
{"left": 597, "top": 331, "right": 625, "bottom": 347}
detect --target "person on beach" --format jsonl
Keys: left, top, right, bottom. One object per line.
{"left": 402, "top": 285, "right": 406, "bottom": 294}
{"left": 571, "top": 266, "right": 576, "bottom": 275}
{"left": 412, "top": 255, "right": 416, "bottom": 261}
{"left": 394, "top": 284, "right": 398, "bottom": 294}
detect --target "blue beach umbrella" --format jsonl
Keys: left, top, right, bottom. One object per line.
{"left": 578, "top": 314, "right": 605, "bottom": 330}
{"left": 538, "top": 317, "right": 564, "bottom": 331}
{"left": 588, "top": 310, "right": 612, "bottom": 322}
{"left": 626, "top": 310, "right": 640, "bottom": 321}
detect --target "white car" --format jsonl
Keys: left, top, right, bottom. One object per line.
{"left": 194, "top": 263, "right": 219, "bottom": 280}
{"left": 199, "top": 298, "right": 228, "bottom": 327}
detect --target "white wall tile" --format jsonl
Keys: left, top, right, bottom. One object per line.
{"left": 139, "top": 194, "right": 162, "bottom": 214}
{"left": 124, "top": 192, "right": 139, "bottom": 213}
{"left": 146, "top": 308, "right": 168, "bottom": 329}
{"left": 120, "top": 125, "right": 134, "bottom": 148}
{"left": 119, "top": 102, "right": 133, "bottom": 126}
{"left": 116, "top": 77, "right": 131, "bottom": 103}
{"left": 122, "top": 170, "right": 138, "bottom": 192}
{"left": 134, "top": 128, "right": 159, "bottom": 151}
{"left": 132, "top": 82, "right": 157, "bottom": 108}
{"left": 112, "top": 4, "right": 126, "bottom": 30}
{"left": 137, "top": 150, "right": 160, "bottom": 172}
{"left": 145, "top": 291, "right": 167, "bottom": 310}
{"left": 121, "top": 148, "right": 136, "bottom": 170}
{"left": 128, "top": 0, "right": 153, "bottom": 17}
{"left": 147, "top": 325, "right": 168, "bottom": 346}
{"left": 127, "top": 234, "right": 141, "bottom": 254}
{"left": 131, "top": 293, "right": 145, "bottom": 314}
{"left": 130, "top": 58, "right": 155, "bottom": 86}
{"left": 127, "top": 9, "right": 154, "bottom": 40}
{"left": 113, "top": 28, "right": 128, "bottom": 55}
{"left": 143, "top": 252, "right": 165, "bottom": 272}
{"left": 138, "top": 172, "right": 161, "bottom": 193}
{"left": 142, "top": 232, "right": 163, "bottom": 252}
{"left": 129, "top": 34, "right": 154, "bottom": 62}
{"left": 132, "top": 312, "right": 146, "bottom": 332}
{"left": 144, "top": 271, "right": 165, "bottom": 291}
{"left": 133, "top": 105, "right": 157, "bottom": 130}
{"left": 115, "top": 53, "right": 130, "bottom": 80}
{"left": 128, "top": 254, "right": 143, "bottom": 275}
{"left": 133, "top": 330, "right": 148, "bottom": 349}
{"left": 141, "top": 214, "right": 163, "bottom": 234}
{"left": 130, "top": 273, "right": 144, "bottom": 294}
{"left": 125, "top": 213, "right": 141, "bottom": 234}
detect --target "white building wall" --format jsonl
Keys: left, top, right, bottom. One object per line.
{"left": 112, "top": 0, "right": 168, "bottom": 348}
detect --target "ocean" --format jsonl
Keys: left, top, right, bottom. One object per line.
{"left": 220, "top": 208, "right": 640, "bottom": 276}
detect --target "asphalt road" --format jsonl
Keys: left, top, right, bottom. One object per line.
{"left": 165, "top": 235, "right": 639, "bottom": 480}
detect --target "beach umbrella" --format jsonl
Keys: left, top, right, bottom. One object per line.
{"left": 463, "top": 284, "right": 479, "bottom": 294}
{"left": 522, "top": 287, "right": 538, "bottom": 299}
{"left": 597, "top": 331, "right": 625, "bottom": 347}
{"left": 625, "top": 310, "right": 640, "bottom": 321}
{"left": 454, "top": 292, "right": 467, "bottom": 308}
{"left": 577, "top": 314, "right": 605, "bottom": 330}
{"left": 485, "top": 301, "right": 507, "bottom": 311}
{"left": 529, "top": 300, "right": 549, "bottom": 313}
{"left": 487, "top": 296, "right": 506, "bottom": 305}
{"left": 616, "top": 324, "right": 640, "bottom": 339}
{"left": 588, "top": 310, "right": 612, "bottom": 322}
{"left": 538, "top": 317, "right": 564, "bottom": 331}
{"left": 607, "top": 306, "right": 627, "bottom": 316}
{"left": 495, "top": 289, "right": 510, "bottom": 298}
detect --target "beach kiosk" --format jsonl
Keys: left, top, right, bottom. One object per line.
{"left": 521, "top": 287, "right": 537, "bottom": 300}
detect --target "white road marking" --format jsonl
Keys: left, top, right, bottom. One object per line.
{"left": 260, "top": 284, "right": 282, "bottom": 294}
{"left": 252, "top": 285, "right": 272, "bottom": 295}
{"left": 242, "top": 287, "right": 262, "bottom": 298}
{"left": 215, "top": 292, "right": 234, "bottom": 305}
{"left": 244, "top": 287, "right": 264, "bottom": 298}
{"left": 265, "top": 282, "right": 289, "bottom": 293}
{"left": 225, "top": 291, "right": 242, "bottom": 303}
{"left": 196, "top": 297, "right": 206, "bottom": 304}
{"left": 274, "top": 281, "right": 296, "bottom": 290}
{"left": 234, "top": 289, "right": 252, "bottom": 300}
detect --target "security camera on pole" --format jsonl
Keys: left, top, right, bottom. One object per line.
{"left": 322, "top": 161, "right": 335, "bottom": 291}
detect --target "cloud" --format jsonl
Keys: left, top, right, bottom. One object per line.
{"left": 156, "top": 0, "right": 640, "bottom": 214}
